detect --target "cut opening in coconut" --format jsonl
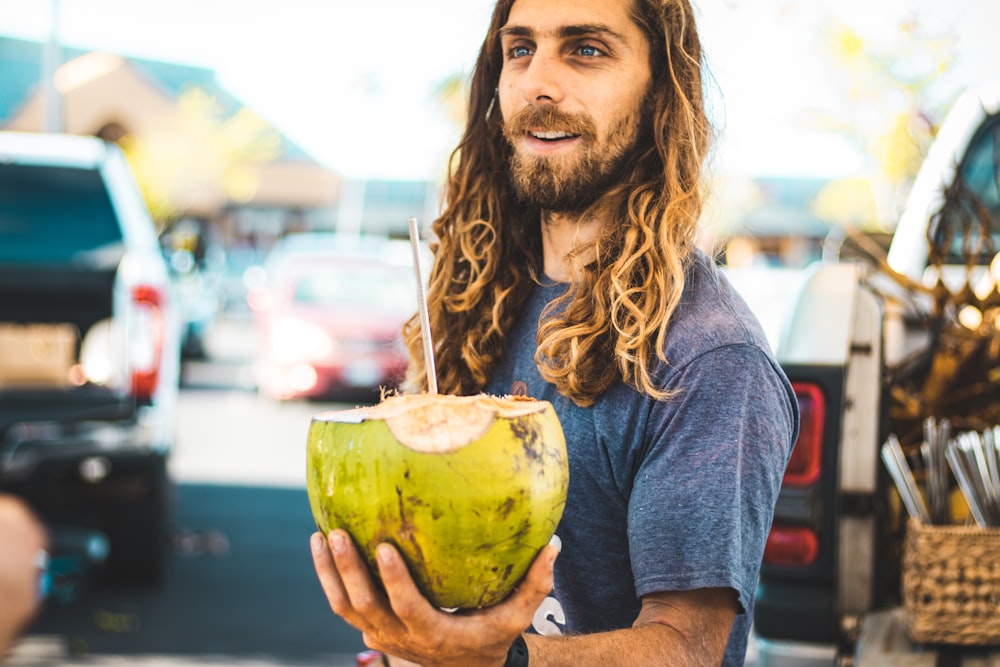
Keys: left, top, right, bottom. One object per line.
{"left": 311, "top": 393, "right": 553, "bottom": 454}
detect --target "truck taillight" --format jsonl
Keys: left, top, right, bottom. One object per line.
{"left": 764, "top": 526, "right": 819, "bottom": 566}
{"left": 783, "top": 382, "right": 825, "bottom": 486}
{"left": 763, "top": 382, "right": 826, "bottom": 568}
{"left": 130, "top": 284, "right": 163, "bottom": 400}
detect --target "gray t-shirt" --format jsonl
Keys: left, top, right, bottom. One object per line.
{"left": 485, "top": 251, "right": 797, "bottom": 665}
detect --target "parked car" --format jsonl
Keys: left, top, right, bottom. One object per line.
{"left": 0, "top": 131, "right": 181, "bottom": 586}
{"left": 219, "top": 244, "right": 265, "bottom": 315}
{"left": 162, "top": 218, "right": 226, "bottom": 360}
{"left": 166, "top": 247, "right": 223, "bottom": 360}
{"left": 249, "top": 233, "right": 417, "bottom": 402}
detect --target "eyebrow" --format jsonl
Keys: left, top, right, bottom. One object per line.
{"left": 498, "top": 23, "right": 627, "bottom": 43}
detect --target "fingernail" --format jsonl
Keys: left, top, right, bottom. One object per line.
{"left": 310, "top": 533, "right": 324, "bottom": 554}
{"left": 548, "top": 534, "right": 562, "bottom": 552}
{"left": 377, "top": 544, "right": 393, "bottom": 564}
{"left": 330, "top": 532, "right": 346, "bottom": 554}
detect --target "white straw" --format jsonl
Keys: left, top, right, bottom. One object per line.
{"left": 408, "top": 217, "right": 438, "bottom": 394}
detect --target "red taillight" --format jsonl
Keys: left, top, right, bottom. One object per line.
{"left": 131, "top": 284, "right": 163, "bottom": 400}
{"left": 764, "top": 526, "right": 819, "bottom": 566}
{"left": 784, "top": 382, "right": 825, "bottom": 486}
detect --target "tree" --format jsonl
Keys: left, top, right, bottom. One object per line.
{"left": 118, "top": 87, "right": 282, "bottom": 229}
{"left": 809, "top": 12, "right": 958, "bottom": 229}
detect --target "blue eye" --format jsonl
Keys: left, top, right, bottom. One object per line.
{"left": 578, "top": 45, "right": 603, "bottom": 57}
{"left": 510, "top": 45, "right": 532, "bottom": 58}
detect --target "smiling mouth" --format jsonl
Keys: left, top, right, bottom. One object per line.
{"left": 529, "top": 130, "right": 581, "bottom": 142}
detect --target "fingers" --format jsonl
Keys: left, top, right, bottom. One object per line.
{"left": 329, "top": 531, "right": 387, "bottom": 614}
{"left": 372, "top": 543, "right": 435, "bottom": 624}
{"left": 310, "top": 531, "right": 350, "bottom": 615}
{"left": 498, "top": 543, "right": 559, "bottom": 621}
{"left": 311, "top": 530, "right": 404, "bottom": 641}
{"left": 311, "top": 529, "right": 554, "bottom": 664}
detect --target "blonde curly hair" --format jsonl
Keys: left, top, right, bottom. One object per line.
{"left": 403, "top": 0, "right": 712, "bottom": 407}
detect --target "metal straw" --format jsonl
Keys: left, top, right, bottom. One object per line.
{"left": 881, "top": 434, "right": 931, "bottom": 524}
{"left": 954, "top": 428, "right": 1000, "bottom": 526}
{"left": 407, "top": 217, "right": 438, "bottom": 394}
{"left": 922, "top": 417, "right": 951, "bottom": 524}
{"left": 946, "top": 438, "right": 991, "bottom": 528}
{"left": 984, "top": 427, "right": 1000, "bottom": 515}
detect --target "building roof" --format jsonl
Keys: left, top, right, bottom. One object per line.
{"left": 0, "top": 34, "right": 340, "bottom": 214}
{"left": 0, "top": 34, "right": 314, "bottom": 162}
{"left": 0, "top": 37, "right": 45, "bottom": 121}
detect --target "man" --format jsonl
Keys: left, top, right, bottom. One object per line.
{"left": 0, "top": 494, "right": 47, "bottom": 662}
{"left": 311, "top": 0, "right": 797, "bottom": 664}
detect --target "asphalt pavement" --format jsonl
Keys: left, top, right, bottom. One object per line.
{"left": 17, "top": 484, "right": 367, "bottom": 667}
{"left": 10, "top": 313, "right": 368, "bottom": 667}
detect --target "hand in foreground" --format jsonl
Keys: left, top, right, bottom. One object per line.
{"left": 0, "top": 495, "right": 48, "bottom": 658}
{"left": 311, "top": 530, "right": 558, "bottom": 667}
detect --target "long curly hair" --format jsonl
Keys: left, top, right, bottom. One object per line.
{"left": 402, "top": 0, "right": 712, "bottom": 407}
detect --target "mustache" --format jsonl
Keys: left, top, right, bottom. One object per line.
{"left": 502, "top": 105, "right": 595, "bottom": 141}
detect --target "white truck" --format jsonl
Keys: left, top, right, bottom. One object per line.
{"left": 734, "top": 85, "right": 1000, "bottom": 665}
{"left": 0, "top": 132, "right": 182, "bottom": 591}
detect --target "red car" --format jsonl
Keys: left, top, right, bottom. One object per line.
{"left": 249, "top": 235, "right": 417, "bottom": 402}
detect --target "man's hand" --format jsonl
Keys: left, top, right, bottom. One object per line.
{"left": 311, "top": 529, "right": 558, "bottom": 667}
{"left": 0, "top": 495, "right": 47, "bottom": 658}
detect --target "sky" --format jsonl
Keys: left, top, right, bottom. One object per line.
{"left": 1, "top": 0, "right": 997, "bottom": 183}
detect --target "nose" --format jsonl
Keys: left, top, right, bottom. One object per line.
{"left": 519, "top": 51, "right": 565, "bottom": 105}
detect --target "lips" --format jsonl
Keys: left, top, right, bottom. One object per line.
{"left": 502, "top": 106, "right": 592, "bottom": 153}
{"left": 529, "top": 130, "right": 581, "bottom": 141}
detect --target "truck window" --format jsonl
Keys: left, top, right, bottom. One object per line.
{"left": 0, "top": 164, "right": 124, "bottom": 266}
{"left": 932, "top": 115, "right": 1000, "bottom": 266}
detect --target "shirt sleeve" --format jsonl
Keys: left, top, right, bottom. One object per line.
{"left": 627, "top": 343, "right": 797, "bottom": 613}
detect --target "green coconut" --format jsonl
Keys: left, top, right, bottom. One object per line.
{"left": 306, "top": 392, "right": 568, "bottom": 609}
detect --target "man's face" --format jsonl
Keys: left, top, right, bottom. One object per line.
{"left": 498, "top": 0, "right": 653, "bottom": 213}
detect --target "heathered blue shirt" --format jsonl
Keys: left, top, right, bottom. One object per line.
{"left": 484, "top": 250, "right": 797, "bottom": 665}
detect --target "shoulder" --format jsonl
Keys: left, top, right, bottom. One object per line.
{"left": 662, "top": 250, "right": 773, "bottom": 370}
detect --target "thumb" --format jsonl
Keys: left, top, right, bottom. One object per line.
{"left": 504, "top": 541, "right": 560, "bottom": 616}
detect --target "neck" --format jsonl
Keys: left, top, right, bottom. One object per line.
{"left": 540, "top": 209, "right": 606, "bottom": 283}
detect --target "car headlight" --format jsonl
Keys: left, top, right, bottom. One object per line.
{"left": 270, "top": 317, "right": 334, "bottom": 363}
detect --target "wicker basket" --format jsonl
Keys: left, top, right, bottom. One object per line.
{"left": 902, "top": 519, "right": 1000, "bottom": 645}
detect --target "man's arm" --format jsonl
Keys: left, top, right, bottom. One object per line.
{"left": 523, "top": 587, "right": 737, "bottom": 666}
{"left": 312, "top": 530, "right": 736, "bottom": 667}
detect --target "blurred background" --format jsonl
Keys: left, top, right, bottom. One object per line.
{"left": 0, "top": 0, "right": 998, "bottom": 665}
{"left": 3, "top": 0, "right": 997, "bottom": 268}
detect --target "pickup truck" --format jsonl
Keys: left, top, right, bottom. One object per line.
{"left": 735, "top": 84, "right": 1000, "bottom": 666}
{"left": 0, "top": 131, "right": 181, "bottom": 590}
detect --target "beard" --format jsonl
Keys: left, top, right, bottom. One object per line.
{"left": 502, "top": 102, "right": 648, "bottom": 214}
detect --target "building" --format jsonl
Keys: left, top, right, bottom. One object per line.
{"left": 0, "top": 35, "right": 346, "bottom": 249}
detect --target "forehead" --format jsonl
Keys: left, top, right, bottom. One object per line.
{"left": 502, "top": 0, "right": 645, "bottom": 44}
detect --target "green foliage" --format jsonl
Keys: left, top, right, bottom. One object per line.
{"left": 814, "top": 15, "right": 957, "bottom": 189}
{"left": 118, "top": 87, "right": 282, "bottom": 230}
{"left": 805, "top": 13, "right": 960, "bottom": 228}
